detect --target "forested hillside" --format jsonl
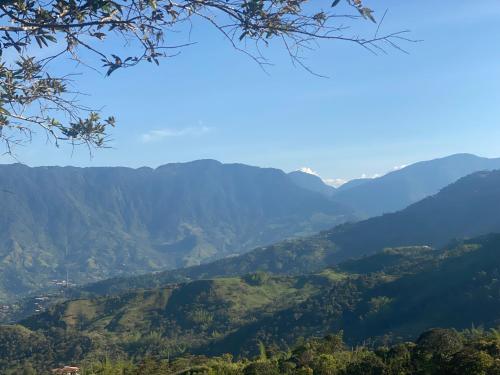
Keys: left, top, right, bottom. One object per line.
{"left": 80, "top": 169, "right": 500, "bottom": 297}
{"left": 5, "top": 327, "right": 500, "bottom": 374}
{"left": 327, "top": 169, "right": 500, "bottom": 262}
{"left": 2, "top": 155, "right": 499, "bottom": 304}
{"left": 0, "top": 161, "right": 351, "bottom": 302}
{"left": 3, "top": 234, "right": 500, "bottom": 372}
{"left": 210, "top": 234, "right": 500, "bottom": 356}
{"left": 331, "top": 153, "right": 500, "bottom": 217}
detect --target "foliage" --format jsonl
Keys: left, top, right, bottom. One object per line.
{"left": 80, "top": 168, "right": 500, "bottom": 301}
{"left": 4, "top": 233, "right": 500, "bottom": 373}
{"left": 7, "top": 328, "right": 500, "bottom": 374}
{"left": 0, "top": 161, "right": 352, "bottom": 305}
{"left": 4, "top": 161, "right": 500, "bottom": 308}
{"left": 0, "top": 0, "right": 408, "bottom": 151}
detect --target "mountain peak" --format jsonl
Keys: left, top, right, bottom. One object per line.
{"left": 288, "top": 170, "right": 336, "bottom": 197}
{"left": 332, "top": 153, "right": 500, "bottom": 217}
{"left": 156, "top": 159, "right": 222, "bottom": 169}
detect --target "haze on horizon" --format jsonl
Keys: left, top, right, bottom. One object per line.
{"left": 1, "top": 0, "right": 499, "bottom": 183}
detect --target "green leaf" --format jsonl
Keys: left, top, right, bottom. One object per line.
{"left": 0, "top": 107, "right": 11, "bottom": 116}
{"left": 44, "top": 35, "right": 57, "bottom": 43}
{"left": 148, "top": 0, "right": 157, "bottom": 10}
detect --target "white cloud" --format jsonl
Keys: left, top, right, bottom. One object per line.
{"left": 299, "top": 167, "right": 320, "bottom": 177}
{"left": 299, "top": 167, "right": 348, "bottom": 188}
{"left": 299, "top": 163, "right": 409, "bottom": 188}
{"left": 141, "top": 126, "right": 212, "bottom": 143}
{"left": 393, "top": 164, "right": 408, "bottom": 171}
{"left": 361, "top": 173, "right": 381, "bottom": 179}
{"left": 323, "top": 178, "right": 348, "bottom": 188}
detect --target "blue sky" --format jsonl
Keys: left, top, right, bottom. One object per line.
{"left": 2, "top": 0, "right": 500, "bottom": 184}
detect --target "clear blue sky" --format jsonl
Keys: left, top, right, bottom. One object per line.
{"left": 2, "top": 1, "right": 500, "bottom": 184}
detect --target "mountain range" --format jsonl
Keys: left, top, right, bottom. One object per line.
{"left": 0, "top": 160, "right": 351, "bottom": 302}
{"left": 1, "top": 153, "right": 500, "bottom": 307}
{"left": 293, "top": 153, "right": 500, "bottom": 218}
{"left": 2, "top": 153, "right": 500, "bottom": 372}
{"left": 80, "top": 167, "right": 500, "bottom": 297}
{"left": 4, "top": 233, "right": 500, "bottom": 372}
{"left": 288, "top": 170, "right": 336, "bottom": 197}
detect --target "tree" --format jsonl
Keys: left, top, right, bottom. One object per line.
{"left": 414, "top": 328, "right": 464, "bottom": 374}
{"left": 0, "top": 0, "right": 411, "bottom": 153}
{"left": 345, "top": 352, "right": 386, "bottom": 375}
{"left": 243, "top": 360, "right": 280, "bottom": 375}
{"left": 415, "top": 329, "right": 463, "bottom": 359}
{"left": 448, "top": 348, "right": 494, "bottom": 375}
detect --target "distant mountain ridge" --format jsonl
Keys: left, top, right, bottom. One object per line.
{"left": 2, "top": 153, "right": 500, "bottom": 303}
{"left": 0, "top": 160, "right": 352, "bottom": 302}
{"left": 288, "top": 171, "right": 336, "bottom": 197}
{"left": 331, "top": 153, "right": 500, "bottom": 217}
{"left": 327, "top": 169, "right": 500, "bottom": 262}
{"left": 82, "top": 168, "right": 500, "bottom": 297}
{"left": 336, "top": 177, "right": 370, "bottom": 191}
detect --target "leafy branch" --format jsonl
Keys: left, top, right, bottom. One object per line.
{"left": 0, "top": 0, "right": 413, "bottom": 153}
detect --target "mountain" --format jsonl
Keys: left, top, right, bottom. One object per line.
{"left": 5, "top": 234, "right": 500, "bottom": 371}
{"left": 288, "top": 171, "right": 336, "bottom": 197}
{"left": 80, "top": 168, "right": 500, "bottom": 297}
{"left": 2, "top": 153, "right": 498, "bottom": 304}
{"left": 0, "top": 244, "right": 432, "bottom": 366}
{"left": 327, "top": 169, "right": 500, "bottom": 262}
{"left": 207, "top": 234, "right": 500, "bottom": 356}
{"left": 0, "top": 161, "right": 353, "bottom": 302}
{"left": 332, "top": 153, "right": 500, "bottom": 217}
{"left": 16, "top": 270, "right": 345, "bottom": 367}
{"left": 335, "top": 177, "right": 370, "bottom": 191}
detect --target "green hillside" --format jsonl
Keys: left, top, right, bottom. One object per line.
{"left": 211, "top": 235, "right": 500, "bottom": 356}
{"left": 81, "top": 169, "right": 500, "bottom": 298}
{"left": 4, "top": 234, "right": 500, "bottom": 372}
{"left": 8, "top": 271, "right": 345, "bottom": 371}
{"left": 0, "top": 161, "right": 351, "bottom": 302}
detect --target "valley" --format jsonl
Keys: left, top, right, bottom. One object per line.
{"left": 2, "top": 155, "right": 500, "bottom": 374}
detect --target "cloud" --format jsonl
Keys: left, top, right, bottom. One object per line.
{"left": 141, "top": 126, "right": 212, "bottom": 143}
{"left": 323, "top": 178, "right": 348, "bottom": 188}
{"left": 393, "top": 164, "right": 408, "bottom": 171}
{"left": 360, "top": 164, "right": 409, "bottom": 180}
{"left": 299, "top": 167, "right": 320, "bottom": 177}
{"left": 360, "top": 173, "right": 381, "bottom": 179}
{"left": 300, "top": 163, "right": 409, "bottom": 188}
{"left": 299, "top": 167, "right": 348, "bottom": 188}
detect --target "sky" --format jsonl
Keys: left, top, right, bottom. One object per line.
{"left": 1, "top": 0, "right": 500, "bottom": 184}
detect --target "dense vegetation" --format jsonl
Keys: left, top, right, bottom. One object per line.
{"left": 3, "top": 234, "right": 500, "bottom": 373}
{"left": 5, "top": 327, "right": 500, "bottom": 374}
{"left": 2, "top": 154, "right": 499, "bottom": 304}
{"left": 0, "top": 160, "right": 352, "bottom": 302}
{"left": 78, "top": 168, "right": 500, "bottom": 299}
{"left": 80, "top": 329, "right": 500, "bottom": 374}
{"left": 3, "top": 157, "right": 500, "bottom": 373}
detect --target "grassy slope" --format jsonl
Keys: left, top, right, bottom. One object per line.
{"left": 79, "top": 169, "right": 500, "bottom": 302}
{"left": 5, "top": 234, "right": 500, "bottom": 369}
{"left": 206, "top": 235, "right": 500, "bottom": 356}
{"left": 19, "top": 271, "right": 344, "bottom": 360}
{"left": 0, "top": 161, "right": 352, "bottom": 303}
